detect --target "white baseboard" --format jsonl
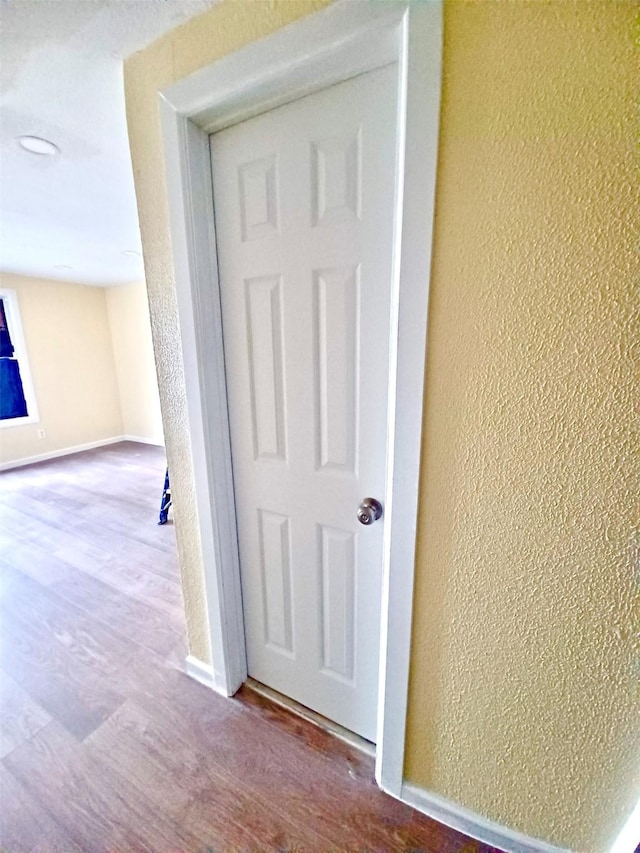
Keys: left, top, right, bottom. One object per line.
{"left": 399, "top": 782, "right": 570, "bottom": 853}
{"left": 121, "top": 434, "right": 165, "bottom": 447}
{"left": 0, "top": 435, "right": 165, "bottom": 471}
{"left": 0, "top": 436, "right": 125, "bottom": 471}
{"left": 184, "top": 655, "right": 230, "bottom": 696}
{"left": 609, "top": 797, "right": 640, "bottom": 853}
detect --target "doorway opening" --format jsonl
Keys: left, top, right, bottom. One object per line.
{"left": 160, "top": 0, "right": 442, "bottom": 796}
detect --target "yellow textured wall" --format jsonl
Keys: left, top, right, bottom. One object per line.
{"left": 124, "top": 0, "right": 331, "bottom": 663}
{"left": 405, "top": 1, "right": 639, "bottom": 850}
{"left": 105, "top": 281, "right": 164, "bottom": 445}
{"left": 0, "top": 273, "right": 124, "bottom": 465}
{"left": 124, "top": 0, "right": 639, "bottom": 849}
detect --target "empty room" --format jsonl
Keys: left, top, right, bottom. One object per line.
{"left": 0, "top": 2, "right": 637, "bottom": 852}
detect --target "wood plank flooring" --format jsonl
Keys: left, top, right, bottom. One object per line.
{"left": 0, "top": 442, "right": 501, "bottom": 852}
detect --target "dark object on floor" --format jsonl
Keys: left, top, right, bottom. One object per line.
{"left": 158, "top": 467, "right": 171, "bottom": 525}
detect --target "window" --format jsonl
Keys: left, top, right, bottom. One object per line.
{"left": 0, "top": 290, "right": 38, "bottom": 427}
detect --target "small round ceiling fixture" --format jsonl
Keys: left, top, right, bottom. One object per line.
{"left": 121, "top": 250, "right": 141, "bottom": 257}
{"left": 18, "top": 135, "right": 60, "bottom": 156}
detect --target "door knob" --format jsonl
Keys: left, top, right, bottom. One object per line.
{"left": 357, "top": 497, "right": 383, "bottom": 526}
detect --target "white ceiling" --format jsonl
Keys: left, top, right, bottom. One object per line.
{"left": 0, "top": 0, "right": 219, "bottom": 287}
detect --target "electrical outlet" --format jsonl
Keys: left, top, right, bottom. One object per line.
{"left": 37, "top": 428, "right": 46, "bottom": 439}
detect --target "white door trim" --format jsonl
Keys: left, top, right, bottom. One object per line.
{"left": 159, "top": 0, "right": 442, "bottom": 798}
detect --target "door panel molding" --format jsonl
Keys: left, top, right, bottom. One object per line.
{"left": 212, "top": 66, "right": 397, "bottom": 742}
{"left": 160, "top": 0, "right": 442, "bottom": 798}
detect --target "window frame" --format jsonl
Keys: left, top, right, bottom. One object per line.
{"left": 0, "top": 288, "right": 40, "bottom": 428}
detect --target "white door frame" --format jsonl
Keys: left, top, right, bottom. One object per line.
{"left": 159, "top": 0, "right": 442, "bottom": 798}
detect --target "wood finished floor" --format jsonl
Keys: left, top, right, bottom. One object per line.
{"left": 0, "top": 442, "right": 501, "bottom": 853}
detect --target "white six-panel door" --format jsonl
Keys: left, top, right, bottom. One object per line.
{"left": 209, "top": 64, "right": 397, "bottom": 741}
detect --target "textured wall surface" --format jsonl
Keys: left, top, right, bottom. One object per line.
{"left": 124, "top": 0, "right": 331, "bottom": 663}
{"left": 125, "top": 0, "right": 638, "bottom": 849}
{"left": 0, "top": 272, "right": 123, "bottom": 464}
{"left": 404, "top": 2, "right": 639, "bottom": 850}
{"left": 105, "top": 281, "right": 164, "bottom": 445}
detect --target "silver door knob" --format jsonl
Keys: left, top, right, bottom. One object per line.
{"left": 357, "top": 497, "right": 383, "bottom": 526}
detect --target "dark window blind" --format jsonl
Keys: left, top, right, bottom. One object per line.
{"left": 0, "top": 298, "right": 29, "bottom": 420}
